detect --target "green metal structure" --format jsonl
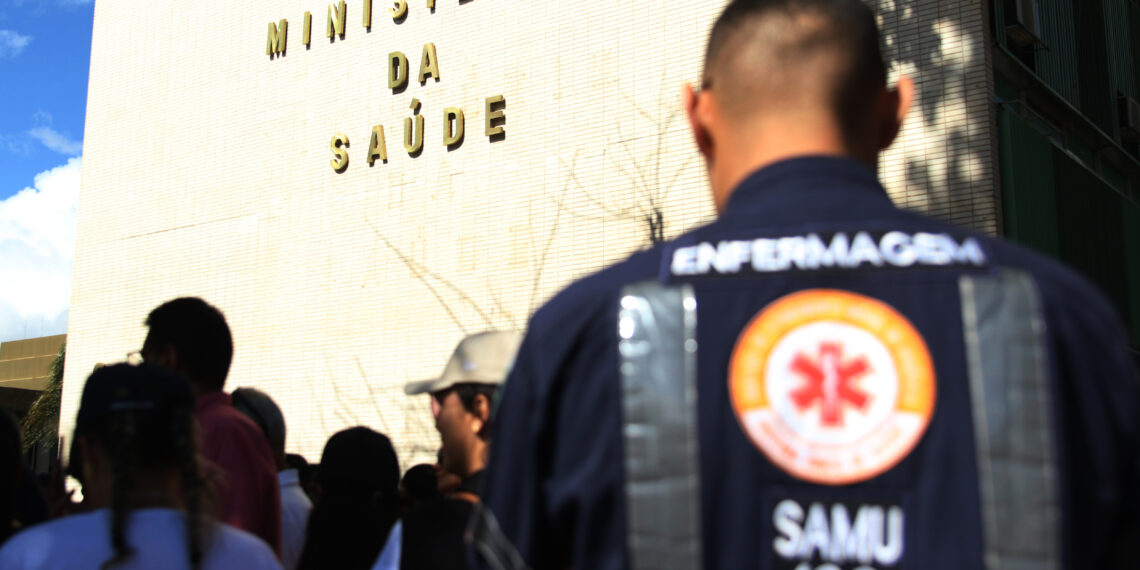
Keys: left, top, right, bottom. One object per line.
{"left": 993, "top": 0, "right": 1140, "bottom": 349}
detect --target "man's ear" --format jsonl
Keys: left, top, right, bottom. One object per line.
{"left": 474, "top": 393, "right": 491, "bottom": 422}
{"left": 472, "top": 393, "right": 492, "bottom": 434}
{"left": 878, "top": 75, "right": 914, "bottom": 151}
{"left": 153, "top": 344, "right": 180, "bottom": 372}
{"left": 684, "top": 82, "right": 714, "bottom": 159}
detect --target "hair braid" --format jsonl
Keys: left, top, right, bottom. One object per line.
{"left": 173, "top": 409, "right": 207, "bottom": 570}
{"left": 101, "top": 414, "right": 138, "bottom": 569}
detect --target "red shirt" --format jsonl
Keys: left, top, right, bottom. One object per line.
{"left": 196, "top": 391, "right": 282, "bottom": 557}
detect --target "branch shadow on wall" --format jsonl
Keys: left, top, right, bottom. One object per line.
{"left": 556, "top": 77, "right": 696, "bottom": 249}
{"left": 354, "top": 214, "right": 563, "bottom": 463}
{"left": 875, "top": 0, "right": 990, "bottom": 231}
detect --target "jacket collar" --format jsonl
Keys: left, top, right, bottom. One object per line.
{"left": 723, "top": 156, "right": 891, "bottom": 217}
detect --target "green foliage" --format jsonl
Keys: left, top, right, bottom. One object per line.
{"left": 20, "top": 343, "right": 64, "bottom": 453}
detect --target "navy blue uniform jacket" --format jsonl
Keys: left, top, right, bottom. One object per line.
{"left": 480, "top": 157, "right": 1140, "bottom": 569}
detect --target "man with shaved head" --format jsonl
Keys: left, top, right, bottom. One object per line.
{"left": 688, "top": 0, "right": 907, "bottom": 210}
{"left": 478, "top": 1, "right": 1139, "bottom": 569}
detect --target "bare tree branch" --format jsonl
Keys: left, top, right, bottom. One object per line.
{"left": 560, "top": 154, "right": 637, "bottom": 218}
{"left": 324, "top": 353, "right": 364, "bottom": 426}
{"left": 304, "top": 373, "right": 330, "bottom": 435}
{"left": 354, "top": 356, "right": 392, "bottom": 434}
{"left": 381, "top": 234, "right": 495, "bottom": 330}
{"left": 485, "top": 277, "right": 518, "bottom": 329}
{"left": 529, "top": 172, "right": 569, "bottom": 316}
{"left": 622, "top": 91, "right": 658, "bottom": 130}
{"left": 371, "top": 227, "right": 471, "bottom": 334}
{"left": 613, "top": 119, "right": 655, "bottom": 204}
{"left": 665, "top": 155, "right": 696, "bottom": 196}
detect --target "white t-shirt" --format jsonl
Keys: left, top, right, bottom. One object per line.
{"left": 371, "top": 520, "right": 402, "bottom": 570}
{"left": 278, "top": 468, "right": 312, "bottom": 570}
{"left": 0, "top": 508, "right": 282, "bottom": 570}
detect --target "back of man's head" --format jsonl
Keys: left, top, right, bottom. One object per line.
{"left": 704, "top": 0, "right": 887, "bottom": 145}
{"left": 232, "top": 387, "right": 287, "bottom": 459}
{"left": 144, "top": 297, "right": 233, "bottom": 392}
{"left": 401, "top": 463, "right": 440, "bottom": 504}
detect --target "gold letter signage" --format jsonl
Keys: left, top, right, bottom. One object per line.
{"left": 262, "top": 1, "right": 510, "bottom": 173}
{"left": 327, "top": 1, "right": 346, "bottom": 39}
{"left": 266, "top": 20, "right": 287, "bottom": 55}
{"left": 330, "top": 133, "right": 350, "bottom": 172}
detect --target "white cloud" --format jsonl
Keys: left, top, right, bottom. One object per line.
{"left": 28, "top": 126, "right": 82, "bottom": 156}
{"left": 0, "top": 157, "right": 80, "bottom": 342}
{"left": 0, "top": 30, "right": 31, "bottom": 58}
{"left": 0, "top": 133, "right": 32, "bottom": 155}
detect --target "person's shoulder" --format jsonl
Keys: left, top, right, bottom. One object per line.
{"left": 529, "top": 244, "right": 666, "bottom": 337}
{"left": 0, "top": 510, "right": 107, "bottom": 566}
{"left": 982, "top": 234, "right": 1122, "bottom": 325}
{"left": 205, "top": 522, "right": 283, "bottom": 569}
{"left": 197, "top": 396, "right": 277, "bottom": 481}
{"left": 884, "top": 208, "right": 1120, "bottom": 324}
{"left": 202, "top": 395, "right": 271, "bottom": 441}
{"left": 404, "top": 497, "right": 474, "bottom": 523}
{"left": 10, "top": 509, "right": 104, "bottom": 541}
{"left": 280, "top": 476, "right": 313, "bottom": 510}
{"left": 197, "top": 394, "right": 249, "bottom": 437}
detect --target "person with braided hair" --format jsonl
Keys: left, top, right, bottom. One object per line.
{"left": 0, "top": 363, "right": 281, "bottom": 569}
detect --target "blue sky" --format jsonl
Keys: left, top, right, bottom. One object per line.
{"left": 0, "top": 0, "right": 94, "bottom": 342}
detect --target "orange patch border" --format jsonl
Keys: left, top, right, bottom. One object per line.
{"left": 729, "top": 289, "right": 936, "bottom": 485}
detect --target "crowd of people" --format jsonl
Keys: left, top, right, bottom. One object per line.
{"left": 2, "top": 0, "right": 1139, "bottom": 568}
{"left": 0, "top": 298, "right": 518, "bottom": 570}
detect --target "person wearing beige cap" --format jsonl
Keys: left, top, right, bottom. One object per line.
{"left": 373, "top": 331, "right": 521, "bottom": 570}
{"left": 404, "top": 330, "right": 521, "bottom": 495}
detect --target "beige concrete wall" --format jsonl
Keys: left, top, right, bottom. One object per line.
{"left": 64, "top": 0, "right": 997, "bottom": 468}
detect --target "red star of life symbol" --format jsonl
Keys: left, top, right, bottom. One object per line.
{"left": 788, "top": 341, "right": 872, "bottom": 427}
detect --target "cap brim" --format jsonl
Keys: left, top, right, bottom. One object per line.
{"left": 404, "top": 378, "right": 446, "bottom": 395}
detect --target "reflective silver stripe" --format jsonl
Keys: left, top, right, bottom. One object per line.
{"left": 960, "top": 270, "right": 1059, "bottom": 570}
{"left": 618, "top": 281, "right": 702, "bottom": 570}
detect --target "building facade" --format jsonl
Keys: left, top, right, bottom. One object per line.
{"left": 993, "top": 0, "right": 1140, "bottom": 351}
{"left": 0, "top": 334, "right": 66, "bottom": 473}
{"left": 64, "top": 0, "right": 1005, "bottom": 467}
{"left": 0, "top": 334, "right": 65, "bottom": 418}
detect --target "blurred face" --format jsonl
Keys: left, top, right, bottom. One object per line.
{"left": 433, "top": 463, "right": 462, "bottom": 495}
{"left": 431, "top": 388, "right": 479, "bottom": 476}
{"left": 139, "top": 333, "right": 178, "bottom": 374}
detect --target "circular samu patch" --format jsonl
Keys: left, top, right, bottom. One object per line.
{"left": 729, "top": 289, "right": 935, "bottom": 485}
